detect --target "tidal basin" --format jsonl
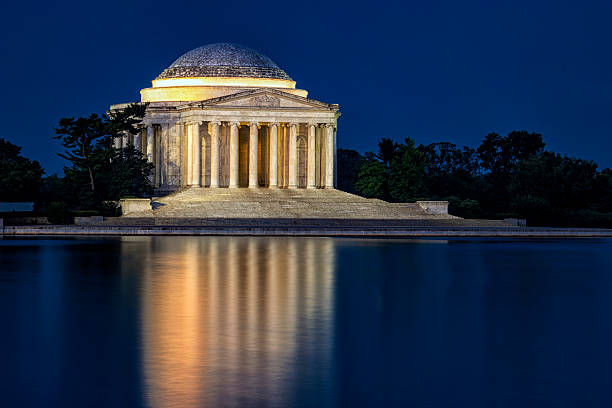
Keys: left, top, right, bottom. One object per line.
{"left": 2, "top": 236, "right": 612, "bottom": 407}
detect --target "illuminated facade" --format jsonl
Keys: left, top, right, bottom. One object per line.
{"left": 111, "top": 43, "right": 340, "bottom": 191}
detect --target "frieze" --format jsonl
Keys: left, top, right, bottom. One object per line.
{"left": 250, "top": 95, "right": 281, "bottom": 107}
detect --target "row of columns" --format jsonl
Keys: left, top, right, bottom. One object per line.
{"left": 120, "top": 121, "right": 335, "bottom": 189}
{"left": 180, "top": 121, "right": 335, "bottom": 189}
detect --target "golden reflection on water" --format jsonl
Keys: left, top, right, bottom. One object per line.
{"left": 124, "top": 237, "right": 336, "bottom": 408}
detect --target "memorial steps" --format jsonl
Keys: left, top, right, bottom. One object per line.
{"left": 122, "top": 188, "right": 444, "bottom": 220}
{"left": 104, "top": 188, "right": 518, "bottom": 227}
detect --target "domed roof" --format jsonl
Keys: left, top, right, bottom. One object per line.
{"left": 156, "top": 43, "right": 292, "bottom": 81}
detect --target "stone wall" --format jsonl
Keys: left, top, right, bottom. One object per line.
{"left": 120, "top": 198, "right": 151, "bottom": 215}
{"left": 417, "top": 201, "right": 450, "bottom": 215}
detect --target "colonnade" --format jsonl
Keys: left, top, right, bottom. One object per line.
{"left": 130, "top": 120, "right": 336, "bottom": 189}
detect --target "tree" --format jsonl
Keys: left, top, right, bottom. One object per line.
{"left": 99, "top": 145, "right": 154, "bottom": 200}
{"left": 52, "top": 103, "right": 151, "bottom": 210}
{"left": 337, "top": 148, "right": 363, "bottom": 194}
{"left": 376, "top": 138, "right": 400, "bottom": 168}
{"left": 0, "top": 138, "right": 44, "bottom": 202}
{"left": 419, "top": 142, "right": 480, "bottom": 200}
{"left": 476, "top": 130, "right": 545, "bottom": 216}
{"left": 54, "top": 114, "right": 105, "bottom": 192}
{"left": 509, "top": 152, "right": 600, "bottom": 225}
{"left": 54, "top": 103, "right": 147, "bottom": 194}
{"left": 355, "top": 152, "right": 388, "bottom": 199}
{"left": 477, "top": 130, "right": 545, "bottom": 176}
{"left": 106, "top": 103, "right": 149, "bottom": 141}
{"left": 388, "top": 138, "right": 427, "bottom": 202}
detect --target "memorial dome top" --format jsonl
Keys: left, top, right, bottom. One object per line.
{"left": 156, "top": 43, "right": 292, "bottom": 81}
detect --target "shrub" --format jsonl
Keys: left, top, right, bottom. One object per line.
{"left": 98, "top": 201, "right": 120, "bottom": 217}
{"left": 47, "top": 202, "right": 73, "bottom": 225}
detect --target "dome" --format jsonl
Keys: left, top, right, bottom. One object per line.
{"left": 156, "top": 43, "right": 292, "bottom": 81}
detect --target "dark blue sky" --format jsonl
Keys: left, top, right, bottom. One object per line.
{"left": 1, "top": 0, "right": 610, "bottom": 174}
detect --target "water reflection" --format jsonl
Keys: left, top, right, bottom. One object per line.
{"left": 123, "top": 237, "right": 336, "bottom": 408}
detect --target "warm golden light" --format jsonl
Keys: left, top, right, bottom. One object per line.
{"left": 141, "top": 85, "right": 308, "bottom": 103}
{"left": 141, "top": 76, "right": 308, "bottom": 103}
{"left": 152, "top": 76, "right": 296, "bottom": 89}
{"left": 131, "top": 237, "right": 336, "bottom": 407}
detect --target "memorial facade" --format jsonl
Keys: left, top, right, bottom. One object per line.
{"left": 111, "top": 43, "right": 340, "bottom": 191}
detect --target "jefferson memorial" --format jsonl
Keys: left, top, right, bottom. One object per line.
{"left": 113, "top": 43, "right": 451, "bottom": 219}
{"left": 112, "top": 43, "right": 339, "bottom": 191}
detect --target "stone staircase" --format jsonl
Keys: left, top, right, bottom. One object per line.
{"left": 121, "top": 188, "right": 457, "bottom": 220}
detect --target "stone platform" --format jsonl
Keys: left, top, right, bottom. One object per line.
{"left": 123, "top": 188, "right": 457, "bottom": 220}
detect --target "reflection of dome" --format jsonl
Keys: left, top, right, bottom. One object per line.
{"left": 156, "top": 43, "right": 292, "bottom": 81}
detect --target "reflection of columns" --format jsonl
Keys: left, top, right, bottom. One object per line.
{"left": 146, "top": 125, "right": 154, "bottom": 162}
{"left": 249, "top": 122, "right": 258, "bottom": 188}
{"left": 186, "top": 123, "right": 193, "bottom": 186}
{"left": 307, "top": 124, "right": 316, "bottom": 188}
{"left": 229, "top": 121, "right": 239, "bottom": 188}
{"left": 246, "top": 240, "right": 257, "bottom": 348}
{"left": 325, "top": 124, "right": 334, "bottom": 189}
{"left": 288, "top": 123, "right": 297, "bottom": 188}
{"left": 210, "top": 121, "right": 220, "bottom": 188}
{"left": 269, "top": 123, "right": 278, "bottom": 188}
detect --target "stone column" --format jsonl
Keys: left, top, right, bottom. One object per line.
{"left": 146, "top": 125, "right": 154, "bottom": 162}
{"left": 229, "top": 121, "right": 240, "bottom": 188}
{"left": 192, "top": 122, "right": 201, "bottom": 187}
{"left": 269, "top": 123, "right": 278, "bottom": 188}
{"left": 307, "top": 124, "right": 316, "bottom": 188}
{"left": 122, "top": 131, "right": 129, "bottom": 149}
{"left": 210, "top": 121, "right": 221, "bottom": 188}
{"left": 333, "top": 126, "right": 338, "bottom": 187}
{"left": 169, "top": 122, "right": 181, "bottom": 186}
{"left": 288, "top": 123, "right": 298, "bottom": 188}
{"left": 325, "top": 124, "right": 334, "bottom": 189}
{"left": 278, "top": 125, "right": 285, "bottom": 187}
{"left": 177, "top": 123, "right": 186, "bottom": 186}
{"left": 134, "top": 128, "right": 142, "bottom": 152}
{"left": 249, "top": 122, "right": 259, "bottom": 188}
{"left": 155, "top": 127, "right": 161, "bottom": 187}
{"left": 113, "top": 135, "right": 121, "bottom": 149}
{"left": 160, "top": 123, "right": 170, "bottom": 187}
{"left": 186, "top": 123, "right": 193, "bottom": 186}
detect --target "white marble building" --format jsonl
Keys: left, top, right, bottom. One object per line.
{"left": 111, "top": 43, "right": 340, "bottom": 191}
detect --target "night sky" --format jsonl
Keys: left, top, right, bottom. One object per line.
{"left": 1, "top": 0, "right": 610, "bottom": 174}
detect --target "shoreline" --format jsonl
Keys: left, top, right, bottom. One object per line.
{"left": 2, "top": 224, "right": 612, "bottom": 237}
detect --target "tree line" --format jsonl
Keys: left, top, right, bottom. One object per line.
{"left": 338, "top": 131, "right": 612, "bottom": 227}
{"left": 2, "top": 111, "right": 612, "bottom": 227}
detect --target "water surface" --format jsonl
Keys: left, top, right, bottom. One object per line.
{"left": 1, "top": 236, "right": 611, "bottom": 407}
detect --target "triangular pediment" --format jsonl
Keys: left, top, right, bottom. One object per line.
{"left": 190, "top": 89, "right": 335, "bottom": 110}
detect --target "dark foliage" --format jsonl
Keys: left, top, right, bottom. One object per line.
{"left": 46, "top": 202, "right": 73, "bottom": 225}
{"left": 349, "top": 131, "right": 612, "bottom": 227}
{"left": 336, "top": 148, "right": 363, "bottom": 194}
{"left": 376, "top": 138, "right": 400, "bottom": 168}
{"left": 0, "top": 138, "right": 44, "bottom": 202}
{"left": 44, "top": 103, "right": 152, "bottom": 212}
{"left": 355, "top": 152, "right": 387, "bottom": 199}
{"left": 388, "top": 138, "right": 427, "bottom": 202}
